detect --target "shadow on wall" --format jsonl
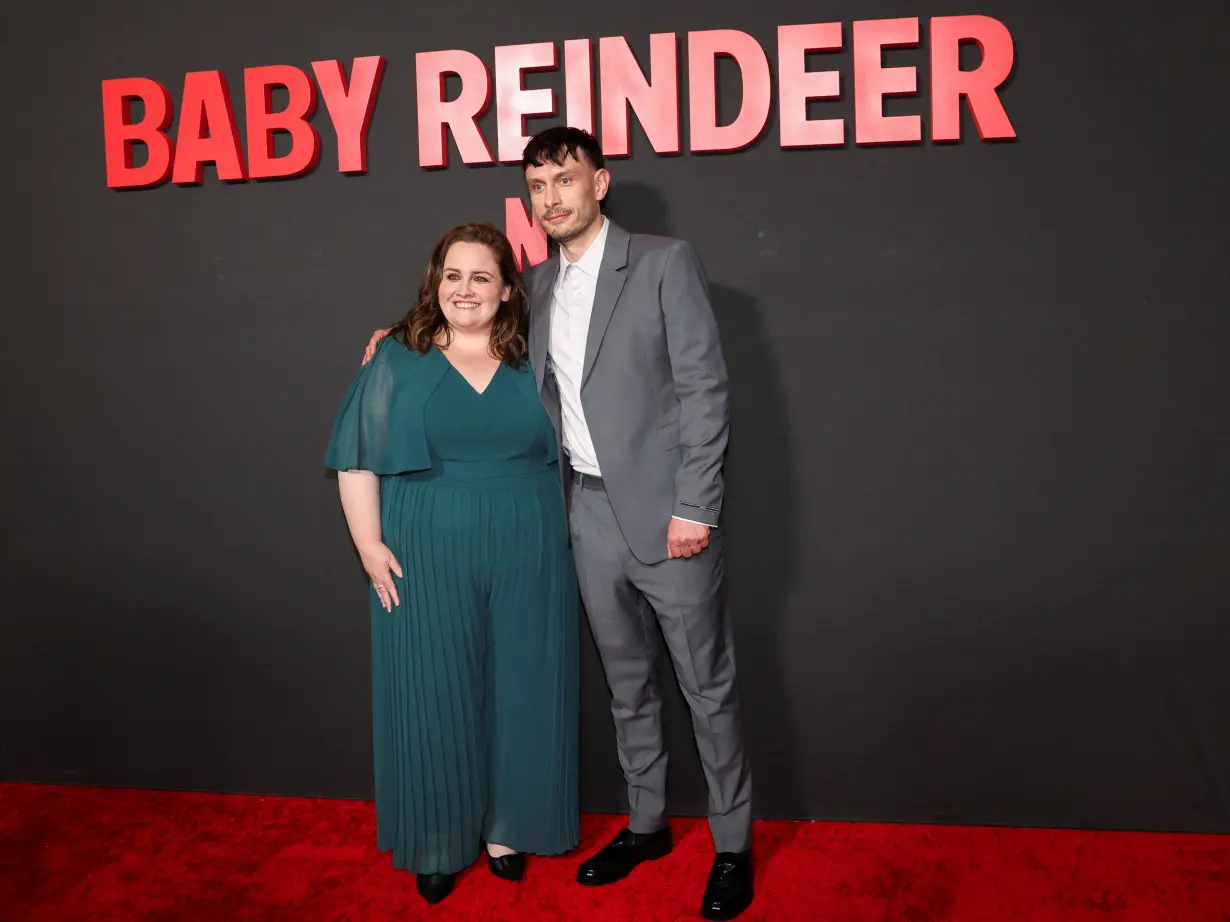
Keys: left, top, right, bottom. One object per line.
{"left": 594, "top": 182, "right": 806, "bottom": 821}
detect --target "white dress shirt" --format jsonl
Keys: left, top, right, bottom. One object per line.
{"left": 547, "top": 217, "right": 711, "bottom": 529}
{"left": 548, "top": 216, "right": 608, "bottom": 477}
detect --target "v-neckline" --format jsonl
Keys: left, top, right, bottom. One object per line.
{"left": 440, "top": 350, "right": 502, "bottom": 396}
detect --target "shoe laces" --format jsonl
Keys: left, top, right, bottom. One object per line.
{"left": 710, "top": 858, "right": 741, "bottom": 884}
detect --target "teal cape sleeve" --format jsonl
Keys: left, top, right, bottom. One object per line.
{"left": 323, "top": 337, "right": 439, "bottom": 475}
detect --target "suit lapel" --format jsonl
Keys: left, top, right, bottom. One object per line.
{"left": 529, "top": 255, "right": 559, "bottom": 393}
{"left": 582, "top": 219, "right": 629, "bottom": 388}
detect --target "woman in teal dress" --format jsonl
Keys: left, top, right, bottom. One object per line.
{"left": 323, "top": 223, "right": 579, "bottom": 904}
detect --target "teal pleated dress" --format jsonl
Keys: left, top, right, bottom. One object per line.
{"left": 324, "top": 336, "right": 580, "bottom": 875}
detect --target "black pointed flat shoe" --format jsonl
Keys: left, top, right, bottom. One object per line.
{"left": 487, "top": 850, "right": 526, "bottom": 881}
{"left": 416, "top": 872, "right": 456, "bottom": 904}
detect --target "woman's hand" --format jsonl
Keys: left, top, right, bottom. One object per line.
{"left": 358, "top": 542, "right": 403, "bottom": 611}
{"left": 337, "top": 471, "right": 396, "bottom": 609}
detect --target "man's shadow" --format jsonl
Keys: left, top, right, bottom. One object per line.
{"left": 577, "top": 183, "right": 803, "bottom": 851}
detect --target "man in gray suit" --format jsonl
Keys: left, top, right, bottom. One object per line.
{"left": 522, "top": 126, "right": 752, "bottom": 920}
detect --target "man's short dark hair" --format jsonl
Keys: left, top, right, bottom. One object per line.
{"left": 521, "top": 125, "right": 605, "bottom": 172}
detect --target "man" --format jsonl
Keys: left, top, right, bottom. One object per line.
{"left": 366, "top": 126, "right": 754, "bottom": 920}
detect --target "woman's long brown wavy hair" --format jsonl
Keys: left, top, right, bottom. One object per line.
{"left": 388, "top": 223, "right": 529, "bottom": 366}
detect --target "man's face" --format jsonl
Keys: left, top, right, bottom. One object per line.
{"left": 524, "top": 153, "right": 609, "bottom": 245}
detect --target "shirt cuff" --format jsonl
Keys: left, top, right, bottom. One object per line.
{"left": 671, "top": 515, "right": 718, "bottom": 530}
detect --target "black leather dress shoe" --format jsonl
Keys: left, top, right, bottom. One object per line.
{"left": 487, "top": 851, "right": 526, "bottom": 882}
{"left": 415, "top": 872, "right": 456, "bottom": 904}
{"left": 576, "top": 827, "right": 672, "bottom": 886}
{"left": 700, "top": 850, "right": 754, "bottom": 920}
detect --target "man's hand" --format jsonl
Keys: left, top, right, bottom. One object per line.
{"left": 361, "top": 328, "right": 391, "bottom": 365}
{"left": 667, "top": 518, "right": 710, "bottom": 559}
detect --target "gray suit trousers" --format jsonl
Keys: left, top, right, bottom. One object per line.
{"left": 567, "top": 473, "right": 753, "bottom": 854}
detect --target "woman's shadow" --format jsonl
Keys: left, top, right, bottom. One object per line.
{"left": 598, "top": 183, "right": 805, "bottom": 861}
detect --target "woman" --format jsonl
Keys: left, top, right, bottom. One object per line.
{"left": 323, "top": 223, "right": 579, "bottom": 904}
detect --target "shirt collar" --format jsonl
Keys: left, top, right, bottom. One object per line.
{"left": 559, "top": 216, "right": 609, "bottom": 280}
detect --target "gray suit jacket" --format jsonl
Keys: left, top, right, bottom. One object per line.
{"left": 528, "top": 219, "right": 730, "bottom": 564}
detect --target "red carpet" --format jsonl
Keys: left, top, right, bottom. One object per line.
{"left": 2, "top": 783, "right": 1227, "bottom": 921}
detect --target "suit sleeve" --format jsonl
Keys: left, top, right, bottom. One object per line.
{"left": 660, "top": 240, "right": 730, "bottom": 527}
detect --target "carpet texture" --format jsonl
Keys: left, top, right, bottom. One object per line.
{"left": 2, "top": 783, "right": 1228, "bottom": 920}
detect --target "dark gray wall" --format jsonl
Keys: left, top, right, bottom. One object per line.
{"left": 2, "top": 0, "right": 1227, "bottom": 832}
